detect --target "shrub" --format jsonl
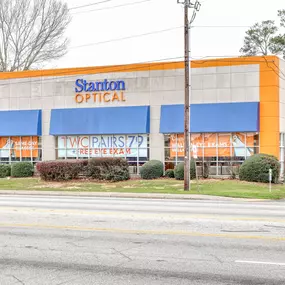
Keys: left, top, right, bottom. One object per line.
{"left": 87, "top": 158, "right": 129, "bottom": 182}
{"left": 165, "top": 169, "right": 175, "bottom": 178}
{"left": 174, "top": 160, "right": 196, "bottom": 180}
{"left": 0, "top": 164, "right": 11, "bottom": 178}
{"left": 239, "top": 154, "right": 280, "bottom": 183}
{"left": 140, "top": 160, "right": 164, "bottom": 180}
{"left": 36, "top": 160, "right": 87, "bottom": 181}
{"left": 11, "top": 162, "right": 34, "bottom": 178}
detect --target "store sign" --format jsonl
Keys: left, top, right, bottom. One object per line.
{"left": 74, "top": 79, "right": 126, "bottom": 104}
{"left": 0, "top": 137, "right": 38, "bottom": 158}
{"left": 57, "top": 135, "right": 147, "bottom": 158}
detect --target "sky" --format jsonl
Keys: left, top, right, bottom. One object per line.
{"left": 50, "top": 0, "right": 285, "bottom": 69}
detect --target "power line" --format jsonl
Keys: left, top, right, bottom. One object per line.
{"left": 263, "top": 56, "right": 285, "bottom": 81}
{"left": 70, "top": 26, "right": 183, "bottom": 49}
{"left": 192, "top": 25, "right": 251, "bottom": 28}
{"left": 71, "top": 0, "right": 151, "bottom": 15}
{"left": 69, "top": 0, "right": 112, "bottom": 11}
{"left": 67, "top": 24, "right": 252, "bottom": 51}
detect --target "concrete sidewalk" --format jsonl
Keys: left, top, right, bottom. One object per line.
{"left": 0, "top": 189, "right": 270, "bottom": 202}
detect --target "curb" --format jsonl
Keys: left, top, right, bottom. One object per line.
{"left": 0, "top": 190, "right": 270, "bottom": 202}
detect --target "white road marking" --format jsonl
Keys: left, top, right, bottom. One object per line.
{"left": 235, "top": 260, "right": 285, "bottom": 266}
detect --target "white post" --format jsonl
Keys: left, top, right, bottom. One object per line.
{"left": 269, "top": 169, "right": 272, "bottom": 193}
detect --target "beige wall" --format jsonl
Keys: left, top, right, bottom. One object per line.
{"left": 0, "top": 63, "right": 260, "bottom": 162}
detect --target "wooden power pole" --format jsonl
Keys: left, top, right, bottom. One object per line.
{"left": 177, "top": 0, "right": 201, "bottom": 191}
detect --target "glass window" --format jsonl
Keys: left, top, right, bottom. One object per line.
{"left": 232, "top": 133, "right": 246, "bottom": 149}
{"left": 164, "top": 132, "right": 259, "bottom": 176}
{"left": 247, "top": 133, "right": 259, "bottom": 147}
{"left": 191, "top": 147, "right": 203, "bottom": 159}
{"left": 218, "top": 133, "right": 231, "bottom": 148}
{"left": 175, "top": 134, "right": 184, "bottom": 158}
{"left": 0, "top": 136, "right": 42, "bottom": 164}
{"left": 164, "top": 148, "right": 175, "bottom": 162}
{"left": 164, "top": 134, "right": 172, "bottom": 148}
{"left": 204, "top": 133, "right": 217, "bottom": 148}
{"left": 55, "top": 134, "right": 149, "bottom": 175}
{"left": 218, "top": 150, "right": 231, "bottom": 161}
{"left": 191, "top": 133, "right": 203, "bottom": 147}
{"left": 204, "top": 148, "right": 217, "bottom": 158}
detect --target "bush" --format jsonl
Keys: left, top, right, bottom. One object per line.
{"left": 11, "top": 162, "right": 34, "bottom": 178}
{"left": 87, "top": 158, "right": 129, "bottom": 182}
{"left": 0, "top": 164, "right": 11, "bottom": 178}
{"left": 174, "top": 160, "right": 196, "bottom": 180}
{"left": 165, "top": 169, "right": 175, "bottom": 178}
{"left": 239, "top": 154, "right": 280, "bottom": 183}
{"left": 140, "top": 160, "right": 164, "bottom": 180}
{"left": 36, "top": 160, "right": 87, "bottom": 181}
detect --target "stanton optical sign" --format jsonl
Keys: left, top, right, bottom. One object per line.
{"left": 75, "top": 79, "right": 126, "bottom": 104}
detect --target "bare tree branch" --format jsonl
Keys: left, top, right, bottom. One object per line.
{"left": 0, "top": 0, "right": 71, "bottom": 71}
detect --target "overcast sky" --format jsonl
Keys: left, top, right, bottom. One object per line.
{"left": 50, "top": 0, "right": 285, "bottom": 69}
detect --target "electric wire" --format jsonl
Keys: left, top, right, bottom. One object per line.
{"left": 68, "top": 0, "right": 112, "bottom": 11}
{"left": 68, "top": 24, "right": 255, "bottom": 50}
{"left": 70, "top": 26, "right": 183, "bottom": 49}
{"left": 70, "top": 0, "right": 152, "bottom": 15}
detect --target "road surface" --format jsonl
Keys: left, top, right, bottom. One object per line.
{"left": 0, "top": 195, "right": 285, "bottom": 284}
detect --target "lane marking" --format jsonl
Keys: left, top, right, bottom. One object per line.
{"left": 0, "top": 223, "right": 285, "bottom": 241}
{"left": 235, "top": 260, "right": 285, "bottom": 266}
{"left": 0, "top": 207, "right": 285, "bottom": 223}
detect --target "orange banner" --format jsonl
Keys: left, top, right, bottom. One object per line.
{"left": 170, "top": 133, "right": 255, "bottom": 158}
{"left": 0, "top": 137, "right": 38, "bottom": 158}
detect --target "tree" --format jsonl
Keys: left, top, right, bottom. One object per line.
{"left": 240, "top": 20, "right": 278, "bottom": 56}
{"left": 0, "top": 0, "right": 71, "bottom": 71}
{"left": 279, "top": 10, "right": 285, "bottom": 27}
{"left": 240, "top": 11, "right": 285, "bottom": 59}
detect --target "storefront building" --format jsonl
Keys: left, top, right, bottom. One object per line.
{"left": 0, "top": 56, "right": 284, "bottom": 176}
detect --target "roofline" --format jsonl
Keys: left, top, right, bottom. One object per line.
{"left": 0, "top": 55, "right": 280, "bottom": 80}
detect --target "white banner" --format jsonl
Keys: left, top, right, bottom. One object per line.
{"left": 57, "top": 135, "right": 148, "bottom": 158}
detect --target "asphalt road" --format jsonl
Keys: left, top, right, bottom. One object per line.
{"left": 0, "top": 195, "right": 285, "bottom": 285}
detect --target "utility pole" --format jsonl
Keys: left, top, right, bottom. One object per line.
{"left": 177, "top": 0, "right": 201, "bottom": 191}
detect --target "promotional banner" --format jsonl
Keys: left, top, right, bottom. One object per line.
{"left": 170, "top": 133, "right": 255, "bottom": 158}
{"left": 0, "top": 137, "right": 38, "bottom": 158}
{"left": 57, "top": 135, "right": 148, "bottom": 158}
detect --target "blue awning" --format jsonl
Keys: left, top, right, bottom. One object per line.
{"left": 50, "top": 106, "right": 150, "bottom": 135}
{"left": 160, "top": 102, "right": 259, "bottom": 133}
{"left": 0, "top": 110, "right": 42, "bottom": 136}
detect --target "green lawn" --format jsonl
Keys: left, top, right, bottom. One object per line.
{"left": 0, "top": 178, "right": 284, "bottom": 199}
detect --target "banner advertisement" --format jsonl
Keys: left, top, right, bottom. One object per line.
{"left": 170, "top": 133, "right": 255, "bottom": 158}
{"left": 57, "top": 135, "right": 148, "bottom": 158}
{"left": 0, "top": 137, "right": 38, "bottom": 158}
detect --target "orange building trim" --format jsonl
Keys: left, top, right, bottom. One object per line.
{"left": 0, "top": 55, "right": 279, "bottom": 79}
